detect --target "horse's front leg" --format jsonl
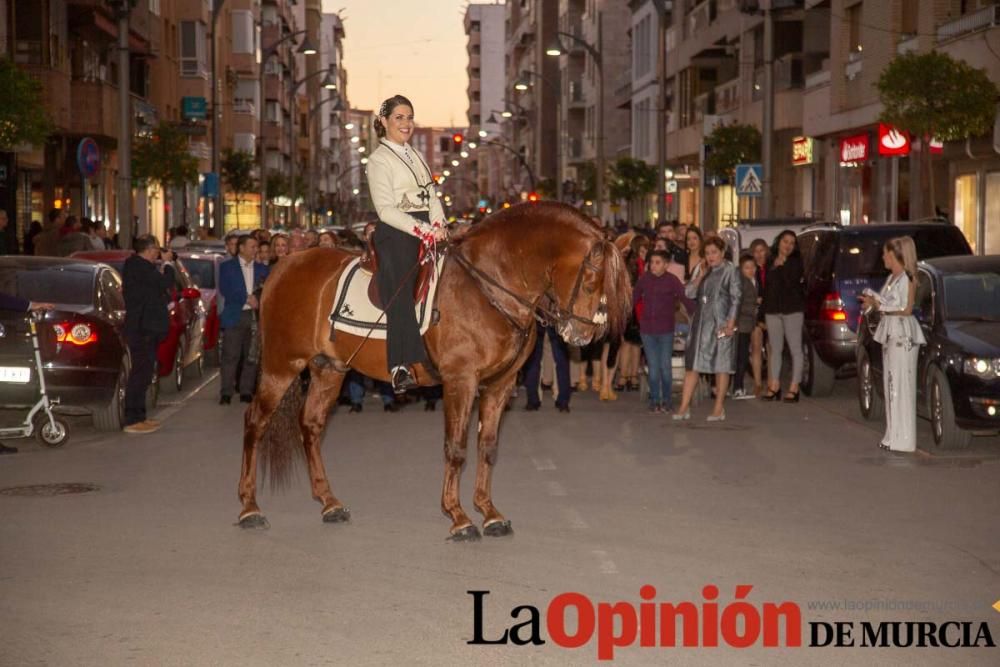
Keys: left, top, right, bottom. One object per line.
{"left": 441, "top": 377, "right": 479, "bottom": 540}
{"left": 473, "top": 371, "right": 518, "bottom": 537}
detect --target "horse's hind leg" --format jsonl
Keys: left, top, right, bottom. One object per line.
{"left": 473, "top": 370, "right": 519, "bottom": 537}
{"left": 238, "top": 370, "right": 297, "bottom": 528}
{"left": 301, "top": 357, "right": 349, "bottom": 523}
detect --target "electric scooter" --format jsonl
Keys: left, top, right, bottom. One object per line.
{"left": 0, "top": 311, "right": 70, "bottom": 448}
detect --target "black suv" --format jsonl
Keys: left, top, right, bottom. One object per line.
{"left": 795, "top": 223, "right": 972, "bottom": 396}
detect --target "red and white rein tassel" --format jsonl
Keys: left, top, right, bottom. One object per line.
{"left": 412, "top": 220, "right": 443, "bottom": 278}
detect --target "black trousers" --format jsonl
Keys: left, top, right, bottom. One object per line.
{"left": 125, "top": 331, "right": 159, "bottom": 426}
{"left": 734, "top": 331, "right": 752, "bottom": 392}
{"left": 373, "top": 217, "right": 428, "bottom": 371}
{"left": 221, "top": 310, "right": 257, "bottom": 397}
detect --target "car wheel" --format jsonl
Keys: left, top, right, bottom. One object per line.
{"left": 34, "top": 414, "right": 70, "bottom": 448}
{"left": 147, "top": 361, "right": 159, "bottom": 409}
{"left": 94, "top": 362, "right": 128, "bottom": 431}
{"left": 928, "top": 367, "right": 971, "bottom": 450}
{"left": 173, "top": 342, "right": 184, "bottom": 392}
{"left": 803, "top": 338, "right": 836, "bottom": 397}
{"left": 856, "top": 347, "right": 884, "bottom": 421}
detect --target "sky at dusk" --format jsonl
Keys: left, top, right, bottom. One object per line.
{"left": 322, "top": 0, "right": 487, "bottom": 128}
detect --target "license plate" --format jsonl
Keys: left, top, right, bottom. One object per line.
{"left": 0, "top": 366, "right": 31, "bottom": 383}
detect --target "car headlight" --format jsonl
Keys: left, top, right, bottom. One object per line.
{"left": 963, "top": 357, "right": 1000, "bottom": 378}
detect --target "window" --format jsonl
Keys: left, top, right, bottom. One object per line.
{"left": 179, "top": 21, "right": 208, "bottom": 78}
{"left": 149, "top": 0, "right": 161, "bottom": 16}
{"left": 984, "top": 172, "right": 1000, "bottom": 255}
{"left": 953, "top": 173, "right": 979, "bottom": 253}
{"left": 232, "top": 10, "right": 254, "bottom": 54}
{"left": 99, "top": 270, "right": 125, "bottom": 313}
{"left": 914, "top": 269, "right": 933, "bottom": 324}
{"left": 846, "top": 3, "right": 863, "bottom": 57}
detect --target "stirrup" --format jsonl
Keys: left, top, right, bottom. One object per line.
{"left": 390, "top": 366, "right": 418, "bottom": 394}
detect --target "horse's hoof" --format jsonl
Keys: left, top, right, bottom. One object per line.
{"left": 322, "top": 506, "right": 351, "bottom": 523}
{"left": 237, "top": 513, "right": 269, "bottom": 530}
{"left": 448, "top": 524, "right": 482, "bottom": 542}
{"left": 483, "top": 519, "right": 513, "bottom": 537}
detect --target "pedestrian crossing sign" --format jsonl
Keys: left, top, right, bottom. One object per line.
{"left": 735, "top": 163, "right": 763, "bottom": 197}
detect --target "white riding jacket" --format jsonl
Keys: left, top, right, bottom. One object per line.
{"left": 366, "top": 140, "right": 446, "bottom": 237}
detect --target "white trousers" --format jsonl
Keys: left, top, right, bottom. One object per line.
{"left": 882, "top": 337, "right": 920, "bottom": 452}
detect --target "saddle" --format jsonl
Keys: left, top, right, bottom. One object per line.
{"left": 360, "top": 226, "right": 435, "bottom": 309}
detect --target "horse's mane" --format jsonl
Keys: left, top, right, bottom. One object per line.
{"left": 451, "top": 202, "right": 630, "bottom": 338}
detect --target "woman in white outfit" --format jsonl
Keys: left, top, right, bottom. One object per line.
{"left": 862, "top": 236, "right": 926, "bottom": 452}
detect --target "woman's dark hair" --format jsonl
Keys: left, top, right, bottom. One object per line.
{"left": 373, "top": 94, "right": 414, "bottom": 138}
{"left": 769, "top": 229, "right": 800, "bottom": 264}
{"left": 685, "top": 226, "right": 704, "bottom": 257}
{"left": 703, "top": 235, "right": 727, "bottom": 255}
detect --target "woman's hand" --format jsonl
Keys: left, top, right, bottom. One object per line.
{"left": 861, "top": 294, "right": 878, "bottom": 310}
{"left": 432, "top": 226, "right": 448, "bottom": 242}
{"left": 723, "top": 320, "right": 736, "bottom": 337}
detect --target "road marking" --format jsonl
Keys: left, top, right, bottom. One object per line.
{"left": 152, "top": 370, "right": 219, "bottom": 423}
{"left": 592, "top": 549, "right": 619, "bottom": 575}
{"left": 531, "top": 456, "right": 556, "bottom": 471}
{"left": 546, "top": 480, "right": 567, "bottom": 497}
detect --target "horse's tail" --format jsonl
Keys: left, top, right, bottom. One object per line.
{"left": 256, "top": 374, "right": 304, "bottom": 492}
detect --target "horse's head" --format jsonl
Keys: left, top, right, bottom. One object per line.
{"left": 545, "top": 226, "right": 632, "bottom": 347}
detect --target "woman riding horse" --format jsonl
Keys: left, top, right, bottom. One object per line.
{"left": 366, "top": 94, "right": 447, "bottom": 392}
{"left": 238, "top": 202, "right": 631, "bottom": 539}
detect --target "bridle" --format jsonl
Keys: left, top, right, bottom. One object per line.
{"left": 449, "top": 240, "right": 610, "bottom": 338}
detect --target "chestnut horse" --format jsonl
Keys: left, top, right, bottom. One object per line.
{"left": 237, "top": 202, "right": 630, "bottom": 539}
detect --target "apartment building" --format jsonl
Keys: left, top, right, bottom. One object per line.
{"left": 802, "top": 0, "right": 1000, "bottom": 254}
{"left": 465, "top": 2, "right": 506, "bottom": 206}
{"left": 315, "top": 10, "right": 347, "bottom": 224}
{"left": 1, "top": 0, "right": 157, "bottom": 240}
{"left": 343, "top": 107, "right": 375, "bottom": 222}
{"left": 505, "top": 0, "right": 560, "bottom": 198}
{"left": 554, "top": 0, "right": 631, "bottom": 215}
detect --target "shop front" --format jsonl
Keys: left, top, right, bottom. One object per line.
{"left": 951, "top": 164, "right": 1000, "bottom": 255}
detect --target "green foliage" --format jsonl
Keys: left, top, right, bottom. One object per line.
{"left": 131, "top": 122, "right": 199, "bottom": 189}
{"left": 265, "top": 170, "right": 303, "bottom": 201}
{"left": 536, "top": 177, "right": 557, "bottom": 199}
{"left": 704, "top": 123, "right": 761, "bottom": 180}
{"left": 575, "top": 161, "right": 598, "bottom": 201}
{"left": 221, "top": 149, "right": 256, "bottom": 198}
{"left": 877, "top": 50, "right": 998, "bottom": 142}
{"left": 0, "top": 58, "right": 53, "bottom": 150}
{"left": 609, "top": 157, "right": 657, "bottom": 203}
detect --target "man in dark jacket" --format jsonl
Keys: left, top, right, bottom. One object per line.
{"left": 122, "top": 235, "right": 176, "bottom": 433}
{"left": 33, "top": 209, "right": 63, "bottom": 257}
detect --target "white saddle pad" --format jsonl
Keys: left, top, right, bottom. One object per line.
{"left": 329, "top": 256, "right": 441, "bottom": 339}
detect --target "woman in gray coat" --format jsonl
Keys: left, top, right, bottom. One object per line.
{"left": 673, "top": 235, "right": 742, "bottom": 422}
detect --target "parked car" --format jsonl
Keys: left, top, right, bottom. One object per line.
{"left": 0, "top": 256, "right": 128, "bottom": 431}
{"left": 71, "top": 250, "right": 207, "bottom": 393}
{"left": 175, "top": 251, "right": 225, "bottom": 365}
{"left": 795, "top": 222, "right": 972, "bottom": 396}
{"left": 718, "top": 217, "right": 822, "bottom": 256}
{"left": 857, "top": 256, "right": 1000, "bottom": 449}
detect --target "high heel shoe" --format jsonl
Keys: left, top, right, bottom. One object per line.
{"left": 783, "top": 390, "right": 800, "bottom": 403}
{"left": 760, "top": 389, "right": 780, "bottom": 401}
{"left": 671, "top": 410, "right": 691, "bottom": 421}
{"left": 706, "top": 411, "right": 726, "bottom": 422}
{"left": 599, "top": 387, "right": 618, "bottom": 401}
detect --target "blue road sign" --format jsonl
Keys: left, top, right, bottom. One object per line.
{"left": 76, "top": 137, "right": 101, "bottom": 178}
{"left": 735, "top": 163, "right": 763, "bottom": 197}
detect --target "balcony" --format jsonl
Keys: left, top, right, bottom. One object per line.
{"left": 19, "top": 64, "right": 71, "bottom": 130}
{"left": 897, "top": 35, "right": 919, "bottom": 54}
{"left": 70, "top": 79, "right": 119, "bottom": 139}
{"left": 567, "top": 79, "right": 586, "bottom": 107}
{"left": 844, "top": 57, "right": 863, "bottom": 81}
{"left": 804, "top": 68, "right": 830, "bottom": 89}
{"left": 234, "top": 98, "right": 256, "bottom": 115}
{"left": 715, "top": 78, "right": 740, "bottom": 114}
{"left": 937, "top": 4, "right": 1000, "bottom": 42}
{"left": 686, "top": 0, "right": 714, "bottom": 38}
{"left": 262, "top": 122, "right": 286, "bottom": 152}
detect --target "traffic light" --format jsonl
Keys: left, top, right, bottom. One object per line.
{"left": 452, "top": 133, "right": 464, "bottom": 146}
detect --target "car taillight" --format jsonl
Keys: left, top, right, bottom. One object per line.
{"left": 53, "top": 322, "right": 98, "bottom": 346}
{"left": 820, "top": 292, "right": 848, "bottom": 322}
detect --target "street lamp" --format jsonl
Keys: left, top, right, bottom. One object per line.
{"left": 547, "top": 20, "right": 605, "bottom": 220}
{"left": 258, "top": 28, "right": 318, "bottom": 228}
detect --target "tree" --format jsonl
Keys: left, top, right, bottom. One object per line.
{"left": 575, "top": 160, "right": 598, "bottom": 202}
{"left": 609, "top": 157, "right": 658, "bottom": 226}
{"left": 0, "top": 58, "right": 52, "bottom": 150}
{"left": 132, "top": 122, "right": 199, "bottom": 227}
{"left": 877, "top": 50, "right": 999, "bottom": 215}
{"left": 704, "top": 122, "right": 761, "bottom": 182}
{"left": 221, "top": 149, "right": 256, "bottom": 229}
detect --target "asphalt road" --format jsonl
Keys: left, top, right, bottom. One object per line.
{"left": 1, "top": 372, "right": 998, "bottom": 666}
